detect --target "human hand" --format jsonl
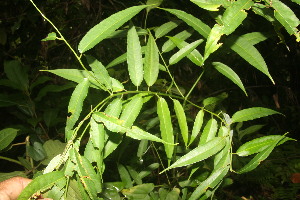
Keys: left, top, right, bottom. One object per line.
{"left": 0, "top": 176, "right": 32, "bottom": 200}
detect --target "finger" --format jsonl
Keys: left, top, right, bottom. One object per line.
{"left": 0, "top": 177, "right": 32, "bottom": 200}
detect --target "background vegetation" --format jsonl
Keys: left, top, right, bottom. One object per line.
{"left": 0, "top": 0, "right": 300, "bottom": 199}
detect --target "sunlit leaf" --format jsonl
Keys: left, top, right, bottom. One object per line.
{"left": 93, "top": 112, "right": 127, "bottom": 133}
{"left": 169, "top": 39, "right": 203, "bottom": 65}
{"left": 157, "top": 97, "right": 174, "bottom": 165}
{"left": 78, "top": 5, "right": 148, "bottom": 53}
{"left": 163, "top": 8, "right": 211, "bottom": 38}
{"left": 127, "top": 25, "right": 144, "bottom": 87}
{"left": 199, "top": 118, "right": 218, "bottom": 145}
{"left": 161, "top": 137, "right": 226, "bottom": 172}
{"left": 146, "top": 0, "right": 163, "bottom": 12}
{"left": 173, "top": 99, "right": 189, "bottom": 147}
{"left": 189, "top": 109, "right": 204, "bottom": 146}
{"left": 231, "top": 107, "right": 281, "bottom": 123}
{"left": 127, "top": 126, "right": 173, "bottom": 144}
{"left": 204, "top": 24, "right": 223, "bottom": 60}
{"left": 41, "top": 32, "right": 57, "bottom": 41}
{"left": 191, "top": 0, "right": 228, "bottom": 11}
{"left": 144, "top": 33, "right": 159, "bottom": 87}
{"left": 86, "top": 55, "right": 112, "bottom": 91}
{"left": 155, "top": 20, "right": 181, "bottom": 38}
{"left": 236, "top": 135, "right": 293, "bottom": 156}
{"left": 213, "top": 62, "right": 247, "bottom": 95}
{"left": 221, "top": 0, "right": 254, "bottom": 35}
{"left": 120, "top": 94, "right": 144, "bottom": 127}
{"left": 239, "top": 32, "right": 269, "bottom": 45}
{"left": 162, "top": 29, "right": 193, "bottom": 53}
{"left": 65, "top": 78, "right": 90, "bottom": 140}
{"left": 18, "top": 171, "right": 66, "bottom": 200}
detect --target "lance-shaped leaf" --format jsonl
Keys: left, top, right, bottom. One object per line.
{"left": 221, "top": 0, "right": 254, "bottom": 35}
{"left": 204, "top": 24, "right": 223, "bottom": 60}
{"left": 74, "top": 152, "right": 99, "bottom": 199}
{"left": 86, "top": 55, "right": 112, "bottom": 91}
{"left": 0, "top": 128, "right": 18, "bottom": 151}
{"left": 127, "top": 26, "right": 143, "bottom": 87}
{"left": 272, "top": 0, "right": 300, "bottom": 36}
{"left": 173, "top": 99, "right": 189, "bottom": 147}
{"left": 199, "top": 118, "right": 218, "bottom": 146}
{"left": 240, "top": 32, "right": 269, "bottom": 46}
{"left": 169, "top": 39, "right": 203, "bottom": 65}
{"left": 162, "top": 8, "right": 211, "bottom": 38}
{"left": 236, "top": 136, "right": 284, "bottom": 174}
{"left": 90, "top": 118, "right": 105, "bottom": 151}
{"left": 189, "top": 165, "right": 230, "bottom": 200}
{"left": 157, "top": 97, "right": 174, "bottom": 164}
{"left": 144, "top": 33, "right": 159, "bottom": 87}
{"left": 236, "top": 135, "right": 293, "bottom": 156}
{"left": 93, "top": 112, "right": 127, "bottom": 133}
{"left": 120, "top": 94, "right": 144, "bottom": 127}
{"left": 127, "top": 126, "right": 174, "bottom": 144}
{"left": 213, "top": 62, "right": 247, "bottom": 95}
{"left": 155, "top": 20, "right": 181, "bottom": 38}
{"left": 169, "top": 36, "right": 203, "bottom": 66}
{"left": 78, "top": 5, "right": 148, "bottom": 53}
{"left": 161, "top": 137, "right": 226, "bottom": 173}
{"left": 111, "top": 78, "right": 125, "bottom": 92}
{"left": 17, "top": 171, "right": 66, "bottom": 200}
{"left": 146, "top": 0, "right": 163, "bottom": 12}
{"left": 162, "top": 29, "right": 193, "bottom": 53}
{"left": 227, "top": 36, "right": 274, "bottom": 84}
{"left": 189, "top": 109, "right": 205, "bottom": 146}
{"left": 231, "top": 107, "right": 281, "bottom": 123}
{"left": 104, "top": 98, "right": 123, "bottom": 118}
{"left": 191, "top": 0, "right": 229, "bottom": 11}
{"left": 65, "top": 78, "right": 90, "bottom": 140}
{"left": 118, "top": 164, "right": 133, "bottom": 188}
{"left": 4, "top": 60, "right": 29, "bottom": 92}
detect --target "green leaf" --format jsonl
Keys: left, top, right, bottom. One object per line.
{"left": 86, "top": 55, "right": 112, "bottom": 91}
{"left": 108, "top": 27, "right": 148, "bottom": 39}
{"left": 0, "top": 128, "right": 18, "bottom": 151}
{"left": 120, "top": 94, "right": 144, "bottom": 127}
{"left": 105, "top": 98, "right": 123, "bottom": 117}
{"left": 173, "top": 99, "right": 189, "bottom": 147}
{"left": 236, "top": 135, "right": 293, "bottom": 156}
{"left": 157, "top": 97, "right": 174, "bottom": 165}
{"left": 191, "top": 0, "right": 228, "bottom": 11}
{"left": 227, "top": 36, "right": 274, "bottom": 84}
{"left": 4, "top": 60, "right": 29, "bottom": 92}
{"left": 272, "top": 0, "right": 300, "bottom": 35}
{"left": 126, "top": 165, "right": 143, "bottom": 185}
{"left": 165, "top": 188, "right": 180, "bottom": 200}
{"left": 231, "top": 107, "right": 281, "bottom": 123}
{"left": 155, "top": 20, "right": 181, "bottom": 38}
{"left": 146, "top": 0, "right": 163, "bottom": 12}
{"left": 144, "top": 33, "right": 159, "bottom": 87}
{"left": 90, "top": 118, "right": 105, "bottom": 151}
{"left": 137, "top": 139, "right": 149, "bottom": 158}
{"left": 221, "top": 0, "right": 254, "bottom": 35}
{"left": 161, "top": 137, "right": 226, "bottom": 173}
{"left": 189, "top": 109, "right": 205, "bottom": 146}
{"left": 169, "top": 36, "right": 203, "bottom": 66}
{"left": 139, "top": 163, "right": 160, "bottom": 179}
{"left": 93, "top": 112, "right": 127, "bottom": 133}
{"left": 213, "top": 62, "right": 247, "bottom": 95}
{"left": 42, "top": 140, "right": 66, "bottom": 165}
{"left": 17, "top": 171, "right": 66, "bottom": 200}
{"left": 127, "top": 26, "right": 144, "bottom": 87}
{"left": 118, "top": 164, "right": 133, "bottom": 188}
{"left": 35, "top": 83, "right": 75, "bottom": 101}
{"left": 236, "top": 136, "right": 283, "bottom": 173}
{"left": 74, "top": 152, "right": 99, "bottom": 199}
{"left": 199, "top": 118, "right": 218, "bottom": 145}
{"left": 189, "top": 165, "right": 230, "bottom": 200}
{"left": 78, "top": 5, "right": 148, "bottom": 53}
{"left": 162, "top": 29, "right": 193, "bottom": 53}
{"left": 204, "top": 24, "right": 223, "bottom": 60}
{"left": 27, "top": 142, "right": 46, "bottom": 161}
{"left": 41, "top": 32, "right": 57, "bottom": 41}
{"left": 238, "top": 124, "right": 265, "bottom": 140}
{"left": 169, "top": 39, "right": 203, "bottom": 65}
{"left": 111, "top": 77, "right": 125, "bottom": 92}
{"left": 163, "top": 8, "right": 211, "bottom": 38}
{"left": 239, "top": 32, "right": 269, "bottom": 45}
{"left": 126, "top": 126, "right": 172, "bottom": 144}
{"left": 65, "top": 79, "right": 90, "bottom": 140}
{"left": 122, "top": 183, "right": 154, "bottom": 199}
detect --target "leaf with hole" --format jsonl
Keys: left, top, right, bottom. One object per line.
{"left": 65, "top": 78, "right": 90, "bottom": 140}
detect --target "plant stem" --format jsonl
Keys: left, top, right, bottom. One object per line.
{"left": 0, "top": 156, "right": 23, "bottom": 166}
{"left": 184, "top": 69, "right": 205, "bottom": 106}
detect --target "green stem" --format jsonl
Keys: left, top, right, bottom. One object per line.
{"left": 0, "top": 156, "right": 23, "bottom": 166}
{"left": 184, "top": 69, "right": 205, "bottom": 106}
